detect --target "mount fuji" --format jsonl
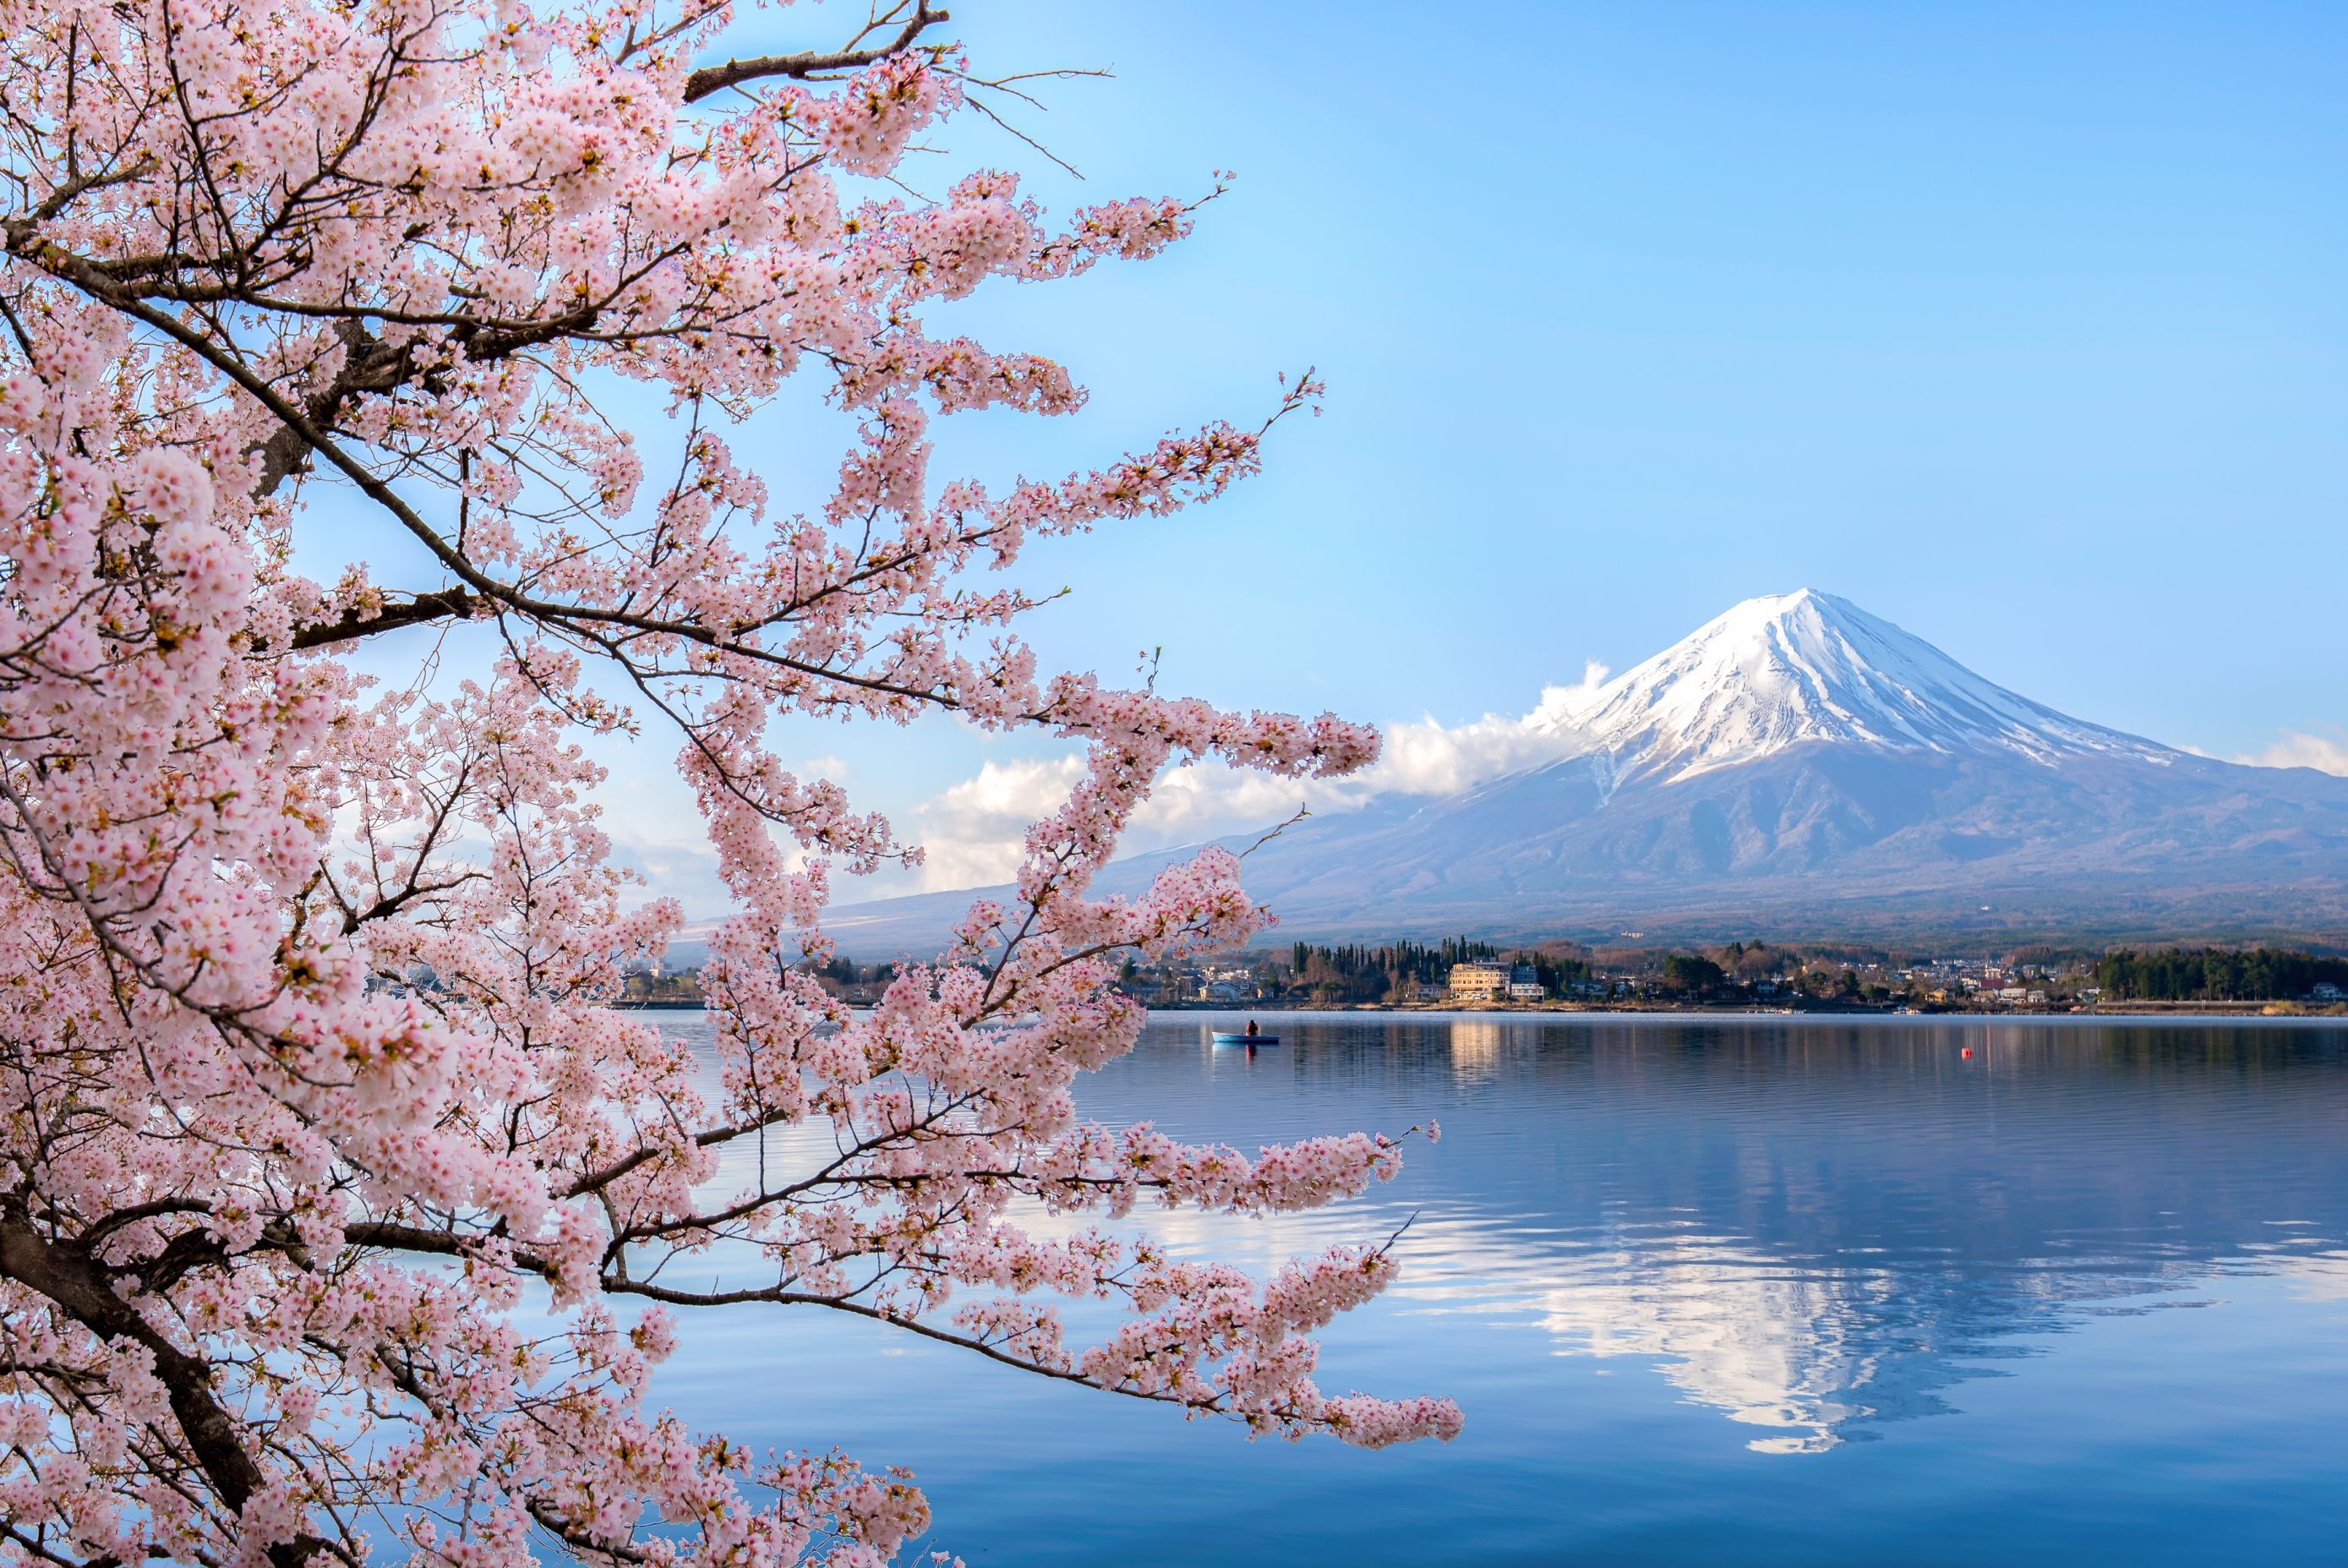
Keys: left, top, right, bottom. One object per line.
{"left": 829, "top": 591, "right": 2348, "bottom": 952}
{"left": 1516, "top": 589, "right": 2172, "bottom": 787}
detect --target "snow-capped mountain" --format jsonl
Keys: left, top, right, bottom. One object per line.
{"left": 1536, "top": 589, "right": 2170, "bottom": 785}
{"left": 827, "top": 592, "right": 2348, "bottom": 951}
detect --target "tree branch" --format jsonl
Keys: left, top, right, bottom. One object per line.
{"left": 681, "top": 3, "right": 949, "bottom": 102}
{"left": 0, "top": 1205, "right": 325, "bottom": 1566}
{"left": 287, "top": 588, "right": 481, "bottom": 650}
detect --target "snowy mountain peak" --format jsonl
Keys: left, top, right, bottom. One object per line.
{"left": 828, "top": 587, "right": 2348, "bottom": 954}
{"left": 1540, "top": 589, "right": 2168, "bottom": 783}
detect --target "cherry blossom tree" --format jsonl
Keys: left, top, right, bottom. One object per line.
{"left": 0, "top": 1, "right": 1460, "bottom": 1564}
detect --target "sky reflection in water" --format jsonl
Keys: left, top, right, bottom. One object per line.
{"left": 652, "top": 1013, "right": 2348, "bottom": 1565}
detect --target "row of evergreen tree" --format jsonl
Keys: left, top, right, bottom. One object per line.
{"left": 1286, "top": 937, "right": 1499, "bottom": 986}
{"left": 2092, "top": 948, "right": 2348, "bottom": 1002}
{"left": 1277, "top": 938, "right": 1606, "bottom": 1003}
{"left": 1280, "top": 939, "right": 1490, "bottom": 1004}
{"left": 813, "top": 956, "right": 898, "bottom": 986}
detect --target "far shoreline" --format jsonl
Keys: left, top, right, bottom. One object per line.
{"left": 1139, "top": 999, "right": 2348, "bottom": 1019}
{"left": 614, "top": 998, "right": 2348, "bottom": 1022}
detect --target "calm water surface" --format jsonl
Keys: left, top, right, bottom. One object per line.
{"left": 651, "top": 1013, "right": 2348, "bottom": 1564}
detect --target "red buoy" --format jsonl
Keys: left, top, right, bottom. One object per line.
{"left": 1961, "top": 1046, "right": 1974, "bottom": 1059}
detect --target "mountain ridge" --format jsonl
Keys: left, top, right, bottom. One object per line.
{"left": 820, "top": 592, "right": 2348, "bottom": 955}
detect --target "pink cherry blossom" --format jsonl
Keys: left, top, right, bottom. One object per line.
{"left": 0, "top": 3, "right": 1456, "bottom": 1565}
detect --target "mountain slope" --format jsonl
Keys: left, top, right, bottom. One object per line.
{"left": 826, "top": 592, "right": 2348, "bottom": 953}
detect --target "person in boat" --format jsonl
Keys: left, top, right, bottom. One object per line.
{"left": 1244, "top": 1019, "right": 1260, "bottom": 1039}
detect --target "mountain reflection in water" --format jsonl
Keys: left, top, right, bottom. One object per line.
{"left": 1351, "top": 1017, "right": 2348, "bottom": 1456}
{"left": 658, "top": 1013, "right": 2348, "bottom": 1565}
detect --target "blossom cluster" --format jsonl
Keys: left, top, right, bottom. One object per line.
{"left": 0, "top": 3, "right": 1456, "bottom": 1565}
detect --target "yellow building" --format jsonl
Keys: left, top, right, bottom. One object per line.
{"left": 1448, "top": 960, "right": 1511, "bottom": 1003}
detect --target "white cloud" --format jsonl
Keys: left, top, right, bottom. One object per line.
{"left": 1132, "top": 762, "right": 1343, "bottom": 836}
{"left": 1373, "top": 659, "right": 1611, "bottom": 795}
{"left": 2235, "top": 727, "right": 2348, "bottom": 776}
{"left": 575, "top": 661, "right": 1637, "bottom": 908}
{"left": 898, "top": 754, "right": 1330, "bottom": 894}
{"left": 903, "top": 754, "right": 1360, "bottom": 892}
{"left": 908, "top": 755, "right": 1087, "bottom": 891}
{"left": 895, "top": 661, "right": 1619, "bottom": 893}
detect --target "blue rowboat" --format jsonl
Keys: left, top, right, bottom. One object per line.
{"left": 1211, "top": 1031, "right": 1280, "bottom": 1046}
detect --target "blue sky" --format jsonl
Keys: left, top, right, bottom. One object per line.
{"left": 926, "top": 0, "right": 2345, "bottom": 730}
{"left": 324, "top": 1, "right": 2348, "bottom": 910}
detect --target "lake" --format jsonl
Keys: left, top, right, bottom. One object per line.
{"left": 649, "top": 1012, "right": 2348, "bottom": 1565}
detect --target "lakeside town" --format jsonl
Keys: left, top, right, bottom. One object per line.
{"left": 620, "top": 940, "right": 2348, "bottom": 1017}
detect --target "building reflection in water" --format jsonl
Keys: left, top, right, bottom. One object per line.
{"left": 1447, "top": 1020, "right": 1504, "bottom": 1084}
